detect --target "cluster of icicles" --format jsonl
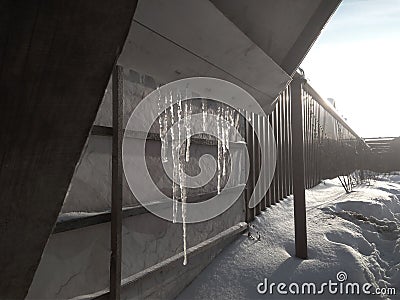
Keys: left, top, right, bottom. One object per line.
{"left": 157, "top": 91, "right": 240, "bottom": 265}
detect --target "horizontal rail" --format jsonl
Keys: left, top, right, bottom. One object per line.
{"left": 302, "top": 81, "right": 366, "bottom": 144}
{"left": 53, "top": 185, "right": 245, "bottom": 234}
{"left": 70, "top": 222, "right": 247, "bottom": 300}
{"left": 91, "top": 125, "right": 246, "bottom": 148}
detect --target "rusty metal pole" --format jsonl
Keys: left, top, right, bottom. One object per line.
{"left": 110, "top": 65, "right": 123, "bottom": 299}
{"left": 291, "top": 73, "right": 308, "bottom": 259}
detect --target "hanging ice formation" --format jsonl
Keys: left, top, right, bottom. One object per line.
{"left": 202, "top": 99, "right": 207, "bottom": 132}
{"left": 175, "top": 92, "right": 189, "bottom": 265}
{"left": 218, "top": 105, "right": 236, "bottom": 192}
{"left": 158, "top": 88, "right": 169, "bottom": 163}
{"left": 168, "top": 91, "right": 179, "bottom": 224}
{"left": 184, "top": 101, "right": 192, "bottom": 163}
{"left": 216, "top": 106, "right": 222, "bottom": 194}
{"left": 157, "top": 97, "right": 241, "bottom": 265}
{"left": 158, "top": 90, "right": 190, "bottom": 265}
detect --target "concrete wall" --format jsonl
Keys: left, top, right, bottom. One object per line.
{"left": 27, "top": 69, "right": 247, "bottom": 299}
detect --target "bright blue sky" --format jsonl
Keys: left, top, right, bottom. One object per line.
{"left": 301, "top": 0, "right": 400, "bottom": 138}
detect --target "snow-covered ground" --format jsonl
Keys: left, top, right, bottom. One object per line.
{"left": 177, "top": 174, "right": 400, "bottom": 299}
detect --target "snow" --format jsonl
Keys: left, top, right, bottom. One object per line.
{"left": 177, "top": 174, "right": 400, "bottom": 299}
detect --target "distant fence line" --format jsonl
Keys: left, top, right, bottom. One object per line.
{"left": 243, "top": 72, "right": 385, "bottom": 258}
{"left": 244, "top": 72, "right": 370, "bottom": 221}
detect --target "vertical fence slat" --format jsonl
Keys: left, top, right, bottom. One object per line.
{"left": 254, "top": 114, "right": 261, "bottom": 216}
{"left": 279, "top": 96, "right": 284, "bottom": 200}
{"left": 270, "top": 110, "right": 276, "bottom": 205}
{"left": 282, "top": 90, "right": 288, "bottom": 198}
{"left": 313, "top": 99, "right": 318, "bottom": 186}
{"left": 261, "top": 116, "right": 267, "bottom": 211}
{"left": 110, "top": 65, "right": 123, "bottom": 299}
{"left": 306, "top": 93, "right": 311, "bottom": 188}
{"left": 252, "top": 112, "right": 257, "bottom": 219}
{"left": 288, "top": 86, "right": 293, "bottom": 195}
{"left": 267, "top": 114, "right": 273, "bottom": 207}
{"left": 246, "top": 111, "right": 255, "bottom": 221}
{"left": 311, "top": 98, "right": 316, "bottom": 187}
{"left": 275, "top": 100, "right": 281, "bottom": 202}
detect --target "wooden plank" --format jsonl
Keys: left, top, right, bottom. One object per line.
{"left": 110, "top": 65, "right": 123, "bottom": 299}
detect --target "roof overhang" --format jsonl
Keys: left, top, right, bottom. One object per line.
{"left": 118, "top": 0, "right": 342, "bottom": 113}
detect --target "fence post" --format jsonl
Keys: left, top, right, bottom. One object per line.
{"left": 290, "top": 73, "right": 308, "bottom": 259}
{"left": 110, "top": 65, "right": 123, "bottom": 299}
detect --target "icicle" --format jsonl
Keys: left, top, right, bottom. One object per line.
{"left": 233, "top": 109, "right": 240, "bottom": 142}
{"left": 217, "top": 107, "right": 222, "bottom": 194}
{"left": 185, "top": 101, "right": 192, "bottom": 162}
{"left": 221, "top": 107, "right": 227, "bottom": 178}
{"left": 179, "top": 150, "right": 188, "bottom": 265}
{"left": 202, "top": 99, "right": 207, "bottom": 132}
{"left": 226, "top": 108, "right": 231, "bottom": 153}
{"left": 177, "top": 91, "right": 188, "bottom": 265}
{"left": 234, "top": 110, "right": 240, "bottom": 129}
{"left": 170, "top": 91, "right": 179, "bottom": 223}
{"left": 158, "top": 88, "right": 168, "bottom": 163}
{"left": 181, "top": 180, "right": 187, "bottom": 265}
{"left": 224, "top": 108, "right": 230, "bottom": 181}
{"left": 161, "top": 93, "right": 169, "bottom": 163}
{"left": 177, "top": 90, "right": 183, "bottom": 213}
{"left": 177, "top": 91, "right": 183, "bottom": 216}
{"left": 163, "top": 90, "right": 189, "bottom": 264}
{"left": 157, "top": 87, "right": 163, "bottom": 136}
{"left": 229, "top": 107, "right": 234, "bottom": 127}
{"left": 228, "top": 107, "right": 234, "bottom": 143}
